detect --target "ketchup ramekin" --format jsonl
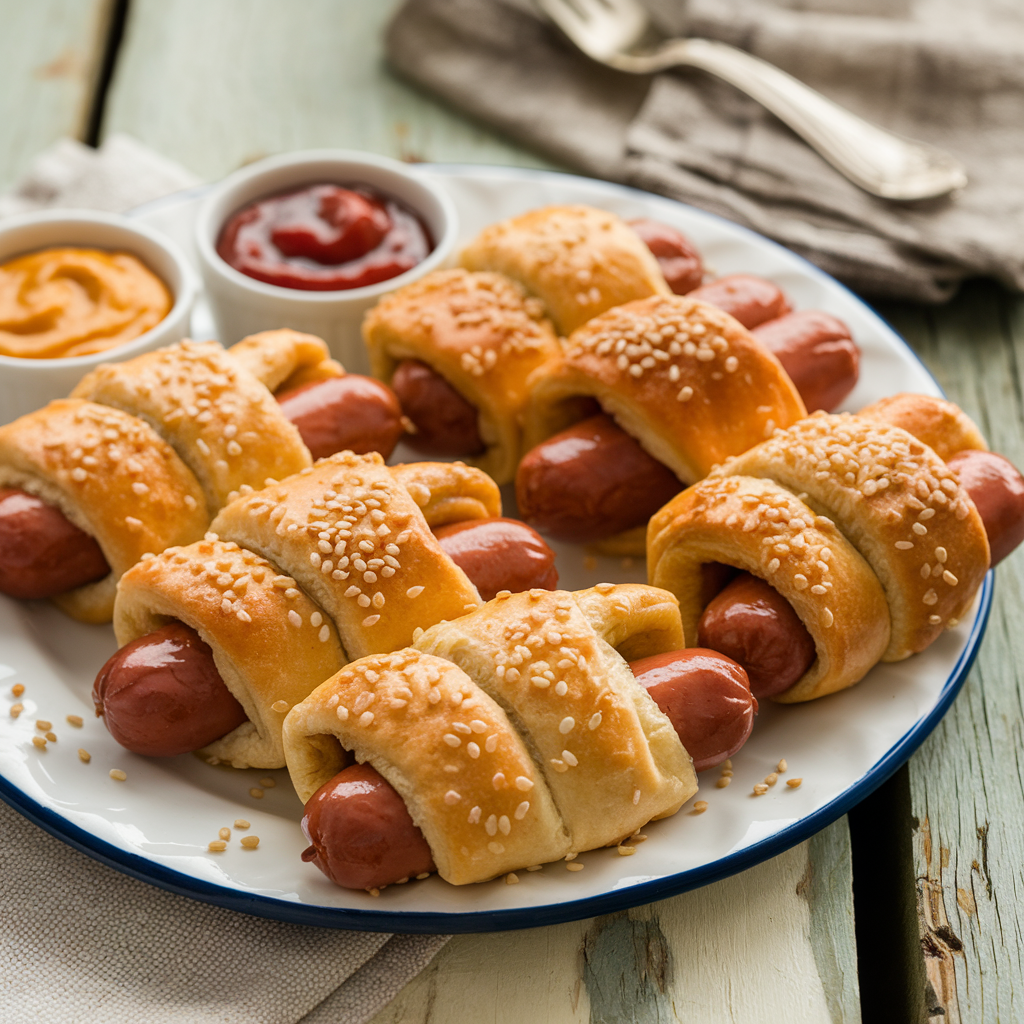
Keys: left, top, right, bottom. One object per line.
{"left": 0, "top": 209, "right": 198, "bottom": 426}
{"left": 194, "top": 149, "right": 458, "bottom": 375}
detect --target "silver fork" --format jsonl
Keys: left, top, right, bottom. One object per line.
{"left": 535, "top": 0, "right": 967, "bottom": 201}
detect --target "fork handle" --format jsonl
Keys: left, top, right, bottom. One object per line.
{"left": 618, "top": 38, "right": 966, "bottom": 201}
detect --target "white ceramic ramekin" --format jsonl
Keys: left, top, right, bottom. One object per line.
{"left": 0, "top": 210, "right": 198, "bottom": 426}
{"left": 194, "top": 149, "right": 458, "bottom": 375}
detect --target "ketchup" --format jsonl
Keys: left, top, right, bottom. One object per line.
{"left": 217, "top": 184, "right": 432, "bottom": 291}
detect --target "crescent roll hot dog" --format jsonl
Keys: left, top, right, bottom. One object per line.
{"left": 518, "top": 295, "right": 807, "bottom": 553}
{"left": 649, "top": 405, "right": 999, "bottom": 702}
{"left": 284, "top": 584, "right": 698, "bottom": 888}
{"left": 459, "top": 205, "right": 671, "bottom": 337}
{"left": 363, "top": 269, "right": 561, "bottom": 483}
{"left": 97, "top": 454, "right": 555, "bottom": 766}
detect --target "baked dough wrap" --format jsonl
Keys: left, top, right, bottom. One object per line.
{"left": 413, "top": 584, "right": 696, "bottom": 851}
{"left": 522, "top": 295, "right": 806, "bottom": 554}
{"left": 227, "top": 329, "right": 344, "bottom": 394}
{"left": 0, "top": 399, "right": 208, "bottom": 623}
{"left": 114, "top": 539, "right": 344, "bottom": 768}
{"left": 648, "top": 476, "right": 891, "bottom": 703}
{"left": 459, "top": 205, "right": 671, "bottom": 336}
{"left": 283, "top": 649, "right": 571, "bottom": 884}
{"left": 709, "top": 412, "right": 990, "bottom": 662}
{"left": 71, "top": 338, "right": 312, "bottom": 511}
{"left": 362, "top": 270, "right": 561, "bottom": 484}
{"left": 209, "top": 453, "right": 489, "bottom": 661}
{"left": 389, "top": 460, "right": 501, "bottom": 528}
{"left": 858, "top": 393, "right": 988, "bottom": 461}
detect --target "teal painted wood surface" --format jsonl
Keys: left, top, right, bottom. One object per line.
{"left": 101, "top": 0, "right": 560, "bottom": 181}
{"left": 0, "top": 0, "right": 113, "bottom": 189}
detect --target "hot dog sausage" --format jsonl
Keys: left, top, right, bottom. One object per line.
{"left": 0, "top": 488, "right": 109, "bottom": 600}
{"left": 628, "top": 218, "right": 704, "bottom": 295}
{"left": 753, "top": 311, "right": 860, "bottom": 413}
{"left": 688, "top": 274, "right": 792, "bottom": 330}
{"left": 390, "top": 359, "right": 485, "bottom": 457}
{"left": 434, "top": 517, "right": 558, "bottom": 601}
{"left": 301, "top": 762, "right": 435, "bottom": 890}
{"left": 629, "top": 649, "right": 757, "bottom": 771}
{"left": 93, "top": 622, "right": 248, "bottom": 757}
{"left": 947, "top": 449, "right": 1024, "bottom": 566}
{"left": 697, "top": 572, "right": 816, "bottom": 700}
{"left": 276, "top": 375, "right": 405, "bottom": 460}
{"left": 515, "top": 414, "right": 681, "bottom": 542}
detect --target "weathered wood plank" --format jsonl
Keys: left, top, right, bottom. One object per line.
{"left": 874, "top": 282, "right": 1024, "bottom": 1023}
{"left": 370, "top": 819, "right": 859, "bottom": 1024}
{"left": 0, "top": 0, "right": 113, "bottom": 189}
{"left": 101, "top": 0, "right": 559, "bottom": 181}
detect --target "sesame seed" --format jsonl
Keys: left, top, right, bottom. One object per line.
{"left": 822, "top": 608, "right": 834, "bottom": 627}
{"left": 444, "top": 790, "right": 461, "bottom": 805}
{"left": 46, "top": 732, "right": 56, "bottom": 742}
{"left": 633, "top": 789, "right": 641, "bottom": 805}
{"left": 287, "top": 610, "right": 302, "bottom": 627}
{"left": 913, "top": 523, "right": 928, "bottom": 536}
{"left": 588, "top": 713, "right": 602, "bottom": 730}
{"left": 935, "top": 546, "right": 948, "bottom": 562}
{"left": 515, "top": 776, "right": 534, "bottom": 791}
{"left": 10, "top": 684, "right": 24, "bottom": 697}
{"left": 109, "top": 769, "right": 127, "bottom": 781}
{"left": 368, "top": 888, "right": 380, "bottom": 897}
{"left": 240, "top": 836, "right": 260, "bottom": 849}
{"left": 488, "top": 842, "right": 505, "bottom": 854}
{"left": 218, "top": 827, "right": 231, "bottom": 841}
{"left": 260, "top": 777, "right": 276, "bottom": 788}
{"left": 765, "top": 773, "right": 778, "bottom": 786}
{"left": 31, "top": 736, "right": 46, "bottom": 750}
{"left": 559, "top": 717, "right": 575, "bottom": 734}
{"left": 506, "top": 873, "right": 519, "bottom": 884}
{"left": 752, "top": 783, "right": 768, "bottom": 795}
{"left": 36, "top": 720, "right": 51, "bottom": 731}
{"left": 777, "top": 759, "right": 787, "bottom": 772}
{"left": 716, "top": 777, "right": 731, "bottom": 788}
{"left": 362, "top": 614, "right": 380, "bottom": 627}
{"left": 895, "top": 541, "right": 914, "bottom": 550}
{"left": 78, "top": 748, "right": 91, "bottom": 763}
{"left": 467, "top": 742, "right": 480, "bottom": 759}
{"left": 498, "top": 815, "right": 511, "bottom": 835}
{"left": 692, "top": 801, "right": 709, "bottom": 814}
{"left": 443, "top": 734, "right": 461, "bottom": 747}
{"left": 923, "top": 590, "right": 938, "bottom": 606}
{"left": 562, "top": 749, "right": 578, "bottom": 767}
{"left": 249, "top": 788, "right": 264, "bottom": 798}
{"left": 234, "top": 819, "right": 250, "bottom": 829}
{"left": 208, "top": 840, "right": 227, "bottom": 852}
{"left": 566, "top": 862, "right": 584, "bottom": 871}
{"left": 271, "top": 700, "right": 289, "bottom": 713}
{"left": 787, "top": 778, "right": 803, "bottom": 789}
{"left": 943, "top": 570, "right": 959, "bottom": 586}
{"left": 468, "top": 806, "right": 482, "bottom": 824}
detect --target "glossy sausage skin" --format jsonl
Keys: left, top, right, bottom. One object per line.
{"left": 301, "top": 763, "right": 435, "bottom": 890}
{"left": 947, "top": 449, "right": 1024, "bottom": 566}
{"left": 276, "top": 375, "right": 405, "bottom": 460}
{"left": 697, "top": 571, "right": 816, "bottom": 700}
{"left": 628, "top": 218, "right": 704, "bottom": 295}
{"left": 92, "top": 622, "right": 248, "bottom": 757}
{"left": 0, "top": 488, "right": 109, "bottom": 600}
{"left": 515, "top": 414, "right": 681, "bottom": 542}
{"left": 434, "top": 517, "right": 558, "bottom": 601}
{"left": 390, "top": 359, "right": 485, "bottom": 457}
{"left": 630, "top": 649, "right": 757, "bottom": 771}
{"left": 688, "top": 274, "right": 792, "bottom": 330}
{"left": 753, "top": 310, "right": 860, "bottom": 412}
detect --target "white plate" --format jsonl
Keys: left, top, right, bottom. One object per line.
{"left": 0, "top": 166, "right": 991, "bottom": 933}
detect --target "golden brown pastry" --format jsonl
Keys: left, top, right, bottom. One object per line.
{"left": 0, "top": 399, "right": 208, "bottom": 622}
{"left": 209, "top": 452, "right": 495, "bottom": 660}
{"left": 459, "top": 205, "right": 671, "bottom": 336}
{"left": 114, "top": 538, "right": 345, "bottom": 768}
{"left": 227, "top": 328, "right": 344, "bottom": 393}
{"left": 858, "top": 393, "right": 988, "bottom": 461}
{"left": 71, "top": 338, "right": 312, "bottom": 511}
{"left": 649, "top": 411, "right": 991, "bottom": 702}
{"left": 283, "top": 583, "right": 696, "bottom": 885}
{"left": 363, "top": 269, "right": 561, "bottom": 483}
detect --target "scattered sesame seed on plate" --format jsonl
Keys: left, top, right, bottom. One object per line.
{"left": 566, "top": 862, "right": 584, "bottom": 872}
{"left": 692, "top": 801, "right": 708, "bottom": 814}
{"left": 249, "top": 788, "right": 264, "bottom": 799}
{"left": 787, "top": 778, "right": 803, "bottom": 789}
{"left": 240, "top": 836, "right": 260, "bottom": 849}
{"left": 208, "top": 840, "right": 227, "bottom": 852}
{"left": 218, "top": 827, "right": 231, "bottom": 841}
{"left": 78, "top": 749, "right": 91, "bottom": 763}
{"left": 234, "top": 819, "right": 250, "bottom": 829}
{"left": 109, "top": 769, "right": 127, "bottom": 781}
{"left": 66, "top": 715, "right": 83, "bottom": 728}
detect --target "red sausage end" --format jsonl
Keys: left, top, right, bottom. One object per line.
{"left": 93, "top": 622, "right": 248, "bottom": 757}
{"left": 301, "top": 763, "right": 435, "bottom": 890}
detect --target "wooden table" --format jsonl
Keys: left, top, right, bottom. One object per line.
{"left": 4, "top": 3, "right": 1022, "bottom": 1021}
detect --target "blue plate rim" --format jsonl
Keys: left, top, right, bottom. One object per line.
{"left": 0, "top": 163, "right": 989, "bottom": 933}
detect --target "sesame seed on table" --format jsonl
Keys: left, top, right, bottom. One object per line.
{"left": 3, "top": 1, "right": 1021, "bottom": 1020}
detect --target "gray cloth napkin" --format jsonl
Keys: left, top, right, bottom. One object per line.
{"left": 387, "top": 0, "right": 1024, "bottom": 302}
{"left": 0, "top": 138, "right": 448, "bottom": 1023}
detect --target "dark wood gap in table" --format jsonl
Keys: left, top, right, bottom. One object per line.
{"left": 84, "top": 0, "right": 130, "bottom": 146}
